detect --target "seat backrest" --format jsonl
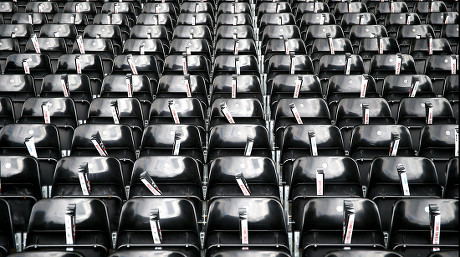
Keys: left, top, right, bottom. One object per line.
{"left": 349, "top": 125, "right": 414, "bottom": 153}
{"left": 0, "top": 156, "right": 41, "bottom": 196}
{"left": 0, "top": 124, "right": 61, "bottom": 155}
{"left": 397, "top": 97, "right": 455, "bottom": 122}
{"left": 71, "top": 124, "right": 135, "bottom": 152}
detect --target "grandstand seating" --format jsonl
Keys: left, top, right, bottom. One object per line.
{"left": 0, "top": 0, "right": 457, "bottom": 256}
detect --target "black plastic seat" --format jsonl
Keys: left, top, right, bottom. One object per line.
{"left": 368, "top": 156, "right": 442, "bottom": 232}
{"left": 299, "top": 198, "right": 385, "bottom": 257}
{"left": 348, "top": 25, "right": 388, "bottom": 48}
{"left": 177, "top": 13, "right": 213, "bottom": 28}
{"left": 0, "top": 97, "right": 14, "bottom": 130}
{"left": 0, "top": 199, "right": 13, "bottom": 257}
{"left": 418, "top": 124, "right": 459, "bottom": 184}
{"left": 324, "top": 250, "right": 402, "bottom": 257}
{"left": 218, "top": 2, "right": 251, "bottom": 15}
{"left": 25, "top": 198, "right": 111, "bottom": 257}
{"left": 0, "top": 75, "right": 36, "bottom": 118}
{"left": 71, "top": 38, "right": 115, "bottom": 76}
{"left": 396, "top": 24, "right": 435, "bottom": 54}
{"left": 316, "top": 54, "right": 365, "bottom": 87}
{"left": 129, "top": 156, "right": 203, "bottom": 218}
{"left": 257, "top": 2, "right": 292, "bottom": 22}
{"left": 410, "top": 38, "right": 453, "bottom": 74}
{"left": 156, "top": 74, "right": 208, "bottom": 107}
{"left": 51, "top": 156, "right": 126, "bottom": 232}
{"left": 213, "top": 55, "right": 259, "bottom": 78}
{"left": 63, "top": 2, "right": 97, "bottom": 21}
{"left": 173, "top": 25, "right": 212, "bottom": 46}
{"left": 143, "top": 2, "right": 178, "bottom": 22}
{"left": 116, "top": 198, "right": 200, "bottom": 257}
{"left": 87, "top": 98, "right": 144, "bottom": 149}
{"left": 211, "top": 98, "right": 264, "bottom": 126}
{"left": 130, "top": 25, "right": 171, "bottom": 51}
{"left": 369, "top": 54, "right": 417, "bottom": 93}
{"left": 441, "top": 24, "right": 459, "bottom": 54}
{"left": 24, "top": 37, "right": 67, "bottom": 70}
{"left": 333, "top": 2, "right": 368, "bottom": 22}
{"left": 39, "top": 24, "right": 78, "bottom": 47}
{"left": 269, "top": 74, "right": 323, "bottom": 113}
{"left": 274, "top": 98, "right": 331, "bottom": 146}
{"left": 148, "top": 98, "right": 206, "bottom": 144}
{"left": 427, "top": 12, "right": 459, "bottom": 37}
{"left": 0, "top": 1, "right": 17, "bottom": 23}
{"left": 163, "top": 54, "right": 211, "bottom": 82}
{"left": 205, "top": 197, "right": 289, "bottom": 255}
{"left": 280, "top": 124, "right": 345, "bottom": 182}
{"left": 259, "top": 13, "right": 296, "bottom": 34}
{"left": 0, "top": 156, "right": 41, "bottom": 233}
{"left": 113, "top": 54, "right": 161, "bottom": 84}
{"left": 289, "top": 156, "right": 362, "bottom": 231}
{"left": 140, "top": 124, "right": 204, "bottom": 166}
{"left": 326, "top": 74, "right": 380, "bottom": 115}
{"left": 40, "top": 74, "right": 92, "bottom": 122}
{"left": 170, "top": 38, "right": 212, "bottom": 61}
{"left": 11, "top": 13, "right": 47, "bottom": 33}
{"left": 340, "top": 13, "right": 377, "bottom": 36}
{"left": 0, "top": 38, "right": 20, "bottom": 69}
{"left": 384, "top": 13, "right": 421, "bottom": 38}
{"left": 397, "top": 97, "right": 456, "bottom": 150}
{"left": 261, "top": 25, "right": 301, "bottom": 47}
{"left": 207, "top": 249, "right": 291, "bottom": 257}
{"left": 56, "top": 54, "right": 104, "bottom": 96}
{"left": 374, "top": 2, "right": 409, "bottom": 24}
{"left": 83, "top": 24, "right": 124, "bottom": 54}
{"left": 180, "top": 2, "right": 215, "bottom": 17}
{"left": 310, "top": 38, "right": 353, "bottom": 64}
{"left": 358, "top": 37, "right": 400, "bottom": 72}
{"left": 295, "top": 2, "right": 330, "bottom": 22}
{"left": 101, "top": 74, "right": 154, "bottom": 121}
{"left": 349, "top": 124, "right": 415, "bottom": 175}
{"left": 389, "top": 198, "right": 458, "bottom": 256}
{"left": 25, "top": 1, "right": 59, "bottom": 21}
{"left": 101, "top": 2, "right": 136, "bottom": 25}
{"left": 70, "top": 124, "right": 136, "bottom": 184}
{"left": 137, "top": 13, "right": 174, "bottom": 34}
{"left": 443, "top": 75, "right": 458, "bottom": 121}
{"left": 216, "top": 13, "right": 252, "bottom": 27}
{"left": 216, "top": 25, "right": 254, "bottom": 41}
{"left": 208, "top": 124, "right": 271, "bottom": 162}
{"left": 52, "top": 13, "right": 88, "bottom": 33}
{"left": 0, "top": 124, "right": 61, "bottom": 187}
{"left": 4, "top": 53, "right": 52, "bottom": 92}
{"left": 267, "top": 54, "right": 314, "bottom": 82}
{"left": 215, "top": 38, "right": 257, "bottom": 57}
{"left": 300, "top": 13, "right": 336, "bottom": 36}
{"left": 445, "top": 158, "right": 458, "bottom": 199}
{"left": 211, "top": 74, "right": 263, "bottom": 103}
{"left": 304, "top": 25, "right": 344, "bottom": 51}
{"left": 207, "top": 156, "right": 279, "bottom": 201}
{"left": 335, "top": 98, "right": 395, "bottom": 153}
{"left": 424, "top": 55, "right": 459, "bottom": 96}
{"left": 414, "top": 1, "right": 448, "bottom": 22}
{"left": 18, "top": 97, "right": 77, "bottom": 152}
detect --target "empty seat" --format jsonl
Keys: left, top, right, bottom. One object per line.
{"left": 140, "top": 124, "right": 204, "bottom": 166}
{"left": 0, "top": 199, "right": 13, "bottom": 257}
{"left": 205, "top": 197, "right": 289, "bottom": 255}
{"left": 396, "top": 25, "right": 435, "bottom": 54}
{"left": 441, "top": 24, "right": 459, "bottom": 54}
{"left": 8, "top": 251, "right": 84, "bottom": 257}
{"left": 304, "top": 25, "right": 344, "bottom": 50}
{"left": 211, "top": 75, "right": 262, "bottom": 103}
{"left": 87, "top": 98, "right": 144, "bottom": 149}
{"left": 207, "top": 156, "right": 279, "bottom": 201}
{"left": 210, "top": 98, "right": 265, "bottom": 129}
{"left": 369, "top": 54, "right": 417, "bottom": 93}
{"left": 18, "top": 97, "right": 77, "bottom": 152}
{"left": 381, "top": 74, "right": 436, "bottom": 117}
{"left": 116, "top": 198, "right": 200, "bottom": 257}
{"left": 0, "top": 124, "right": 61, "bottom": 188}
{"left": 300, "top": 13, "right": 336, "bottom": 35}
{"left": 156, "top": 74, "right": 208, "bottom": 107}
{"left": 397, "top": 97, "right": 456, "bottom": 150}
{"left": 418, "top": 124, "right": 459, "bottom": 184}
{"left": 324, "top": 250, "right": 402, "bottom": 257}
{"left": 25, "top": 1, "right": 59, "bottom": 21}
{"left": 349, "top": 124, "right": 415, "bottom": 176}
{"left": 0, "top": 38, "right": 20, "bottom": 68}
{"left": 51, "top": 156, "right": 125, "bottom": 231}
{"left": 130, "top": 25, "right": 171, "bottom": 50}
{"left": 101, "top": 74, "right": 154, "bottom": 121}
{"left": 129, "top": 156, "right": 203, "bottom": 218}
{"left": 123, "top": 38, "right": 166, "bottom": 62}
{"left": 52, "top": 13, "right": 88, "bottom": 33}
{"left": 316, "top": 54, "right": 365, "bottom": 85}
{"left": 445, "top": 158, "right": 458, "bottom": 199}
{"left": 374, "top": 2, "right": 409, "bottom": 24}
{"left": 178, "top": 13, "right": 213, "bottom": 28}
{"left": 389, "top": 198, "right": 458, "bottom": 256}
{"left": 40, "top": 74, "right": 92, "bottom": 122}
{"left": 113, "top": 54, "right": 161, "bottom": 84}
{"left": 0, "top": 156, "right": 41, "bottom": 234}
{"left": 0, "top": 1, "right": 17, "bottom": 23}
{"left": 0, "top": 97, "right": 15, "bottom": 129}
{"left": 358, "top": 37, "right": 400, "bottom": 71}
{"left": 289, "top": 156, "right": 362, "bottom": 231}
{"left": 63, "top": 2, "right": 97, "bottom": 21}
{"left": 214, "top": 55, "right": 259, "bottom": 78}
{"left": 25, "top": 198, "right": 111, "bottom": 257}
{"left": 164, "top": 54, "right": 211, "bottom": 82}
{"left": 335, "top": 97, "right": 395, "bottom": 152}
{"left": 72, "top": 38, "right": 115, "bottom": 75}
{"left": 0, "top": 24, "right": 33, "bottom": 50}
{"left": 299, "top": 198, "right": 385, "bottom": 256}
{"left": 208, "top": 124, "right": 271, "bottom": 162}
{"left": 39, "top": 24, "right": 78, "bottom": 47}
{"left": 424, "top": 55, "right": 459, "bottom": 96}
{"left": 55, "top": 54, "right": 105, "bottom": 97}
{"left": 333, "top": 2, "right": 368, "bottom": 22}
{"left": 274, "top": 98, "right": 331, "bottom": 146}
{"left": 410, "top": 38, "right": 453, "bottom": 74}
{"left": 368, "top": 156, "right": 442, "bottom": 232}
{"left": 267, "top": 54, "right": 314, "bottom": 82}
{"left": 207, "top": 249, "right": 291, "bottom": 257}
{"left": 70, "top": 124, "right": 136, "bottom": 184}
{"left": 280, "top": 125, "right": 345, "bottom": 182}
{"left": 443, "top": 75, "right": 459, "bottom": 121}
{"left": 4, "top": 53, "right": 52, "bottom": 92}
{"left": 11, "top": 13, "right": 47, "bottom": 33}
{"left": 427, "top": 12, "right": 459, "bottom": 37}
{"left": 349, "top": 25, "right": 388, "bottom": 49}
{"left": 384, "top": 13, "right": 421, "bottom": 38}
{"left": 25, "top": 37, "right": 67, "bottom": 70}
{"left": 414, "top": 1, "right": 448, "bottom": 22}
{"left": 340, "top": 13, "right": 377, "bottom": 36}
{"left": 310, "top": 38, "right": 353, "bottom": 65}
{"left": 83, "top": 25, "right": 124, "bottom": 54}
